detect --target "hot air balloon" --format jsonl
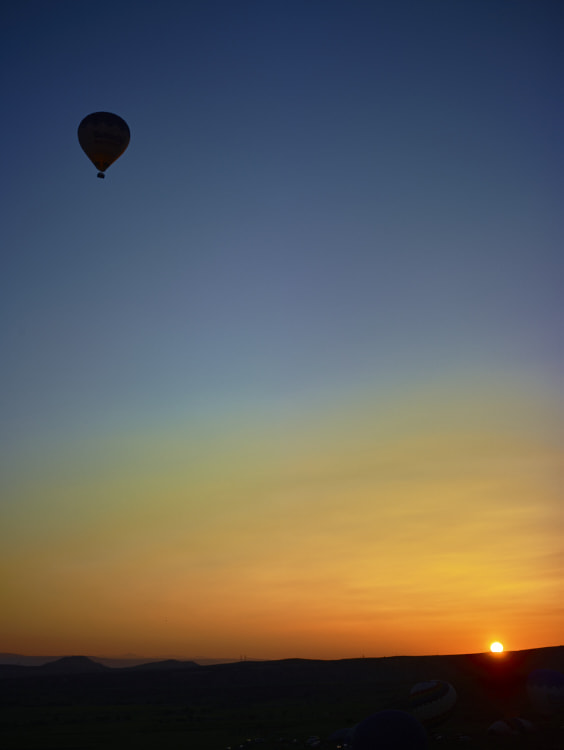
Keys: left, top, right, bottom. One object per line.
{"left": 407, "top": 680, "right": 457, "bottom": 728}
{"left": 487, "top": 717, "right": 534, "bottom": 738}
{"left": 77, "top": 112, "right": 130, "bottom": 178}
{"left": 352, "top": 710, "right": 428, "bottom": 750}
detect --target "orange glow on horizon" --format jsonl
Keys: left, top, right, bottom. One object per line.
{"left": 2, "top": 377, "right": 562, "bottom": 661}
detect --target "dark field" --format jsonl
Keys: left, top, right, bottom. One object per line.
{"left": 1, "top": 647, "right": 562, "bottom": 749}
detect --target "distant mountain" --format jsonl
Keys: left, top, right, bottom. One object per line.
{"left": 0, "top": 655, "right": 109, "bottom": 678}
{"left": 0, "top": 652, "right": 240, "bottom": 668}
{"left": 0, "top": 654, "right": 199, "bottom": 675}
{"left": 0, "top": 653, "right": 62, "bottom": 667}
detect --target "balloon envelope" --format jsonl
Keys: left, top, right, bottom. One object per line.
{"left": 408, "top": 680, "right": 457, "bottom": 728}
{"left": 78, "top": 112, "right": 130, "bottom": 176}
{"left": 352, "top": 710, "right": 428, "bottom": 750}
{"left": 487, "top": 718, "right": 534, "bottom": 736}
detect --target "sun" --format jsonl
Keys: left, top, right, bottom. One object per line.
{"left": 490, "top": 641, "right": 504, "bottom": 653}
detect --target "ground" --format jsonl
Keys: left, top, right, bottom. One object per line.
{"left": 1, "top": 649, "right": 562, "bottom": 749}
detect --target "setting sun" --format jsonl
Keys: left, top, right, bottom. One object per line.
{"left": 490, "top": 641, "right": 504, "bottom": 653}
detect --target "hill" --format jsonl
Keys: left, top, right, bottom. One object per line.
{"left": 0, "top": 652, "right": 233, "bottom": 668}
{"left": 38, "top": 655, "right": 110, "bottom": 674}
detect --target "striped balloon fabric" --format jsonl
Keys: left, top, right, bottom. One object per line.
{"left": 407, "top": 679, "right": 457, "bottom": 728}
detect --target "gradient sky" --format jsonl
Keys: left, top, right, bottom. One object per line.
{"left": 1, "top": 0, "right": 562, "bottom": 660}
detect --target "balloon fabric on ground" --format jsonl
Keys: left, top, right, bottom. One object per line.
{"left": 407, "top": 680, "right": 457, "bottom": 728}
{"left": 487, "top": 717, "right": 535, "bottom": 738}
{"left": 527, "top": 669, "right": 564, "bottom": 717}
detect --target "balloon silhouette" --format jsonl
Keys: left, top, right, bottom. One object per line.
{"left": 78, "top": 112, "right": 130, "bottom": 178}
{"left": 527, "top": 668, "right": 564, "bottom": 716}
{"left": 487, "top": 718, "right": 534, "bottom": 737}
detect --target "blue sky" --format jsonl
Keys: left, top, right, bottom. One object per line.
{"left": 1, "top": 1, "right": 562, "bottom": 659}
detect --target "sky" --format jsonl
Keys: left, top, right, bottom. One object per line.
{"left": 1, "top": 0, "right": 562, "bottom": 661}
